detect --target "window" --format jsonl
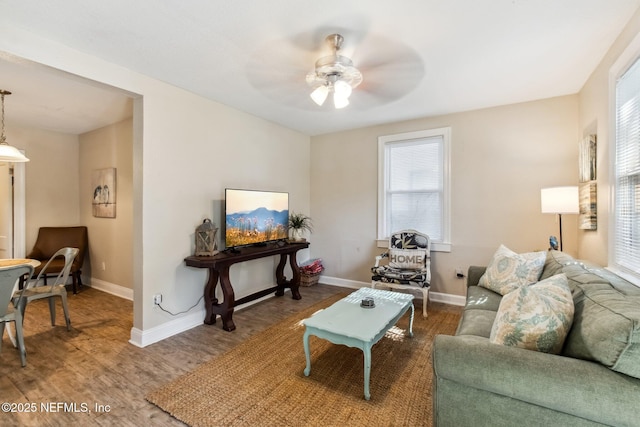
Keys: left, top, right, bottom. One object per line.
{"left": 377, "top": 128, "right": 451, "bottom": 252}
{"left": 612, "top": 56, "right": 640, "bottom": 284}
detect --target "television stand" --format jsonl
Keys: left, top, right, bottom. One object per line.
{"left": 184, "top": 241, "right": 310, "bottom": 332}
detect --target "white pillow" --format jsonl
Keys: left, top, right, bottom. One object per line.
{"left": 478, "top": 244, "right": 546, "bottom": 295}
{"left": 490, "top": 273, "right": 574, "bottom": 354}
{"left": 389, "top": 248, "right": 427, "bottom": 270}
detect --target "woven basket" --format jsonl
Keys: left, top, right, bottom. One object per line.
{"left": 300, "top": 271, "right": 322, "bottom": 287}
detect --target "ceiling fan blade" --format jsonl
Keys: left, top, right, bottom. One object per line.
{"left": 346, "top": 34, "right": 425, "bottom": 107}
{"left": 245, "top": 35, "right": 317, "bottom": 109}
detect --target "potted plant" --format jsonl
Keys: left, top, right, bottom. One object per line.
{"left": 288, "top": 212, "right": 313, "bottom": 241}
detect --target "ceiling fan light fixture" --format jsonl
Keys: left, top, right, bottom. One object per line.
{"left": 334, "top": 80, "right": 352, "bottom": 99}
{"left": 0, "top": 90, "right": 29, "bottom": 163}
{"left": 333, "top": 94, "right": 349, "bottom": 109}
{"left": 310, "top": 84, "right": 329, "bottom": 106}
{"left": 307, "top": 34, "right": 362, "bottom": 109}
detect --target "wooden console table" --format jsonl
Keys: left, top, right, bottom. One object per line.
{"left": 184, "top": 241, "right": 310, "bottom": 332}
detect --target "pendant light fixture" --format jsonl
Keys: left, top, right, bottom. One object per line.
{"left": 306, "top": 34, "right": 363, "bottom": 109}
{"left": 0, "top": 90, "right": 29, "bottom": 163}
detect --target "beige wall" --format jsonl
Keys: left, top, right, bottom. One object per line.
{"left": 8, "top": 124, "right": 80, "bottom": 250}
{"left": 79, "top": 118, "right": 134, "bottom": 289}
{"left": 311, "top": 95, "right": 579, "bottom": 297}
{"left": 1, "top": 26, "right": 312, "bottom": 341}
{"left": 578, "top": 8, "right": 640, "bottom": 266}
{"left": 7, "top": 12, "right": 638, "bottom": 341}
{"left": 6, "top": 120, "right": 132, "bottom": 289}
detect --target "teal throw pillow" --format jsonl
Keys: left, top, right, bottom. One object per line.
{"left": 490, "top": 273, "right": 574, "bottom": 354}
{"left": 478, "top": 244, "right": 546, "bottom": 296}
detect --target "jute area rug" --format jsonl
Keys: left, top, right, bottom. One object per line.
{"left": 147, "top": 293, "right": 461, "bottom": 427}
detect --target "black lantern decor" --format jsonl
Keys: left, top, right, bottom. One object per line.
{"left": 195, "top": 219, "right": 219, "bottom": 256}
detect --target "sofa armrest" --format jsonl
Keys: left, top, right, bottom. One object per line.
{"left": 466, "top": 266, "right": 486, "bottom": 287}
{"left": 432, "top": 334, "right": 640, "bottom": 426}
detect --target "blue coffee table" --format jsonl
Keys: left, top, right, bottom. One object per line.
{"left": 302, "top": 287, "right": 414, "bottom": 400}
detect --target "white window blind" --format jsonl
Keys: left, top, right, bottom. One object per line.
{"left": 613, "top": 56, "right": 640, "bottom": 281}
{"left": 378, "top": 128, "right": 451, "bottom": 251}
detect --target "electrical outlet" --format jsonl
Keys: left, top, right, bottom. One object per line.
{"left": 153, "top": 294, "right": 162, "bottom": 305}
{"left": 101, "top": 261, "right": 106, "bottom": 271}
{"left": 455, "top": 268, "right": 465, "bottom": 278}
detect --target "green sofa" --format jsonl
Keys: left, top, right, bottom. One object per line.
{"left": 432, "top": 250, "right": 640, "bottom": 426}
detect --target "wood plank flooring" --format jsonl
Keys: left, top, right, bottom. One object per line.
{"left": 0, "top": 284, "right": 461, "bottom": 426}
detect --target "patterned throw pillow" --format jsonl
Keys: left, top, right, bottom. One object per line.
{"left": 490, "top": 273, "right": 574, "bottom": 354}
{"left": 478, "top": 244, "right": 546, "bottom": 295}
{"left": 389, "top": 248, "right": 427, "bottom": 270}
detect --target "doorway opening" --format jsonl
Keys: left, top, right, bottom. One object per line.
{"left": 0, "top": 160, "right": 25, "bottom": 258}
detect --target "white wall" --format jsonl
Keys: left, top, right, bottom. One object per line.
{"left": 311, "top": 95, "right": 579, "bottom": 297}
{"left": 0, "top": 163, "right": 12, "bottom": 258}
{"left": 0, "top": 24, "right": 311, "bottom": 345}
{"left": 139, "top": 83, "right": 310, "bottom": 336}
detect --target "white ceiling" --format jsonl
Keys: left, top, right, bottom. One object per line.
{"left": 1, "top": 0, "right": 639, "bottom": 136}
{"left": 0, "top": 52, "right": 134, "bottom": 135}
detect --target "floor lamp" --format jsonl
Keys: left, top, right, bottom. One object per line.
{"left": 541, "top": 186, "right": 579, "bottom": 252}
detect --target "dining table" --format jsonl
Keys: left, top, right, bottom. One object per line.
{"left": 1, "top": 258, "right": 41, "bottom": 347}
{"left": 0, "top": 258, "right": 41, "bottom": 268}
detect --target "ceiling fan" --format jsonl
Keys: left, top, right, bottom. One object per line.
{"left": 245, "top": 30, "right": 424, "bottom": 111}
{"left": 305, "top": 34, "right": 363, "bottom": 109}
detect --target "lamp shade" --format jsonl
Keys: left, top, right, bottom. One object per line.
{"left": 0, "top": 89, "right": 29, "bottom": 163}
{"left": 541, "top": 186, "right": 579, "bottom": 214}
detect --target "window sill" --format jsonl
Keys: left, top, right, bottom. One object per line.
{"left": 376, "top": 239, "right": 451, "bottom": 253}
{"left": 605, "top": 266, "right": 640, "bottom": 288}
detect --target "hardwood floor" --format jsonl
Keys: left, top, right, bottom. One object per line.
{"left": 0, "top": 284, "right": 460, "bottom": 426}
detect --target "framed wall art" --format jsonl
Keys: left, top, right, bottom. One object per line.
{"left": 578, "top": 134, "right": 596, "bottom": 230}
{"left": 92, "top": 167, "right": 117, "bottom": 218}
{"left": 579, "top": 181, "right": 597, "bottom": 230}
{"left": 579, "top": 134, "right": 597, "bottom": 182}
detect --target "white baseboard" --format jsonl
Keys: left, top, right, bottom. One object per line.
{"left": 129, "top": 308, "right": 206, "bottom": 348}
{"left": 430, "top": 291, "right": 466, "bottom": 306}
{"left": 318, "top": 275, "right": 365, "bottom": 289}
{"left": 89, "top": 277, "right": 134, "bottom": 301}
{"left": 319, "top": 275, "right": 466, "bottom": 306}
{"left": 127, "top": 274, "right": 465, "bottom": 348}
{"left": 128, "top": 289, "right": 289, "bottom": 348}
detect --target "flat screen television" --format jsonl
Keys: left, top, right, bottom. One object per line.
{"left": 224, "top": 188, "right": 289, "bottom": 249}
